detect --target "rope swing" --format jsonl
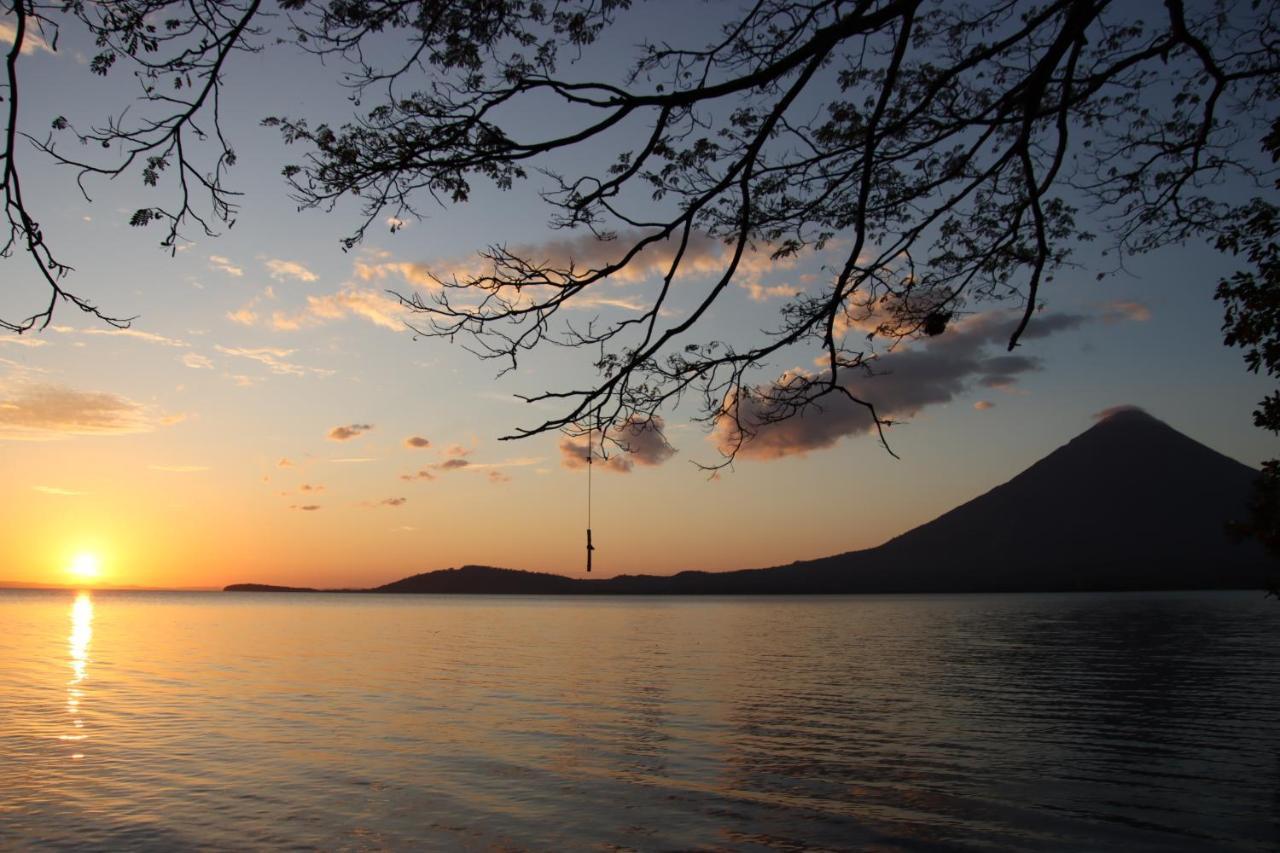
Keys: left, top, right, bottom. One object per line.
{"left": 585, "top": 423, "right": 595, "bottom": 573}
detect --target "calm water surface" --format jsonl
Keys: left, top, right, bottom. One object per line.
{"left": 1, "top": 590, "right": 1278, "bottom": 850}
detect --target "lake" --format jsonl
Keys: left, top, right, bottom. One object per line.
{"left": 1, "top": 590, "right": 1278, "bottom": 850}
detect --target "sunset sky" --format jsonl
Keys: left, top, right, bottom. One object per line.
{"left": 1, "top": 2, "right": 1274, "bottom": 589}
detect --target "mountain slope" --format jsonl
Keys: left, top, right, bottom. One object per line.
{"left": 782, "top": 408, "right": 1270, "bottom": 592}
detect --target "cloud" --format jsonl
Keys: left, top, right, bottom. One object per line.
{"left": 272, "top": 287, "right": 407, "bottom": 332}
{"left": 227, "top": 308, "right": 258, "bottom": 326}
{"left": 214, "top": 345, "right": 330, "bottom": 377}
{"left": 331, "top": 457, "right": 376, "bottom": 463}
{"left": 973, "top": 400, "right": 995, "bottom": 411}
{"left": 711, "top": 310, "right": 1089, "bottom": 460}
{"left": 209, "top": 255, "right": 244, "bottom": 277}
{"left": 0, "top": 383, "right": 158, "bottom": 440}
{"left": 328, "top": 423, "right": 373, "bottom": 441}
{"left": 277, "top": 457, "right": 294, "bottom": 468}
{"left": 404, "top": 435, "right": 431, "bottom": 449}
{"left": 265, "top": 259, "right": 318, "bottom": 283}
{"left": 0, "top": 336, "right": 47, "bottom": 347}
{"left": 81, "top": 328, "right": 189, "bottom": 348}
{"left": 380, "top": 497, "right": 407, "bottom": 507}
{"left": 443, "top": 444, "right": 472, "bottom": 458}
{"left": 299, "top": 483, "right": 324, "bottom": 492}
{"left": 1102, "top": 300, "right": 1152, "bottom": 323}
{"left": 487, "top": 470, "right": 511, "bottom": 484}
{"left": 0, "top": 21, "right": 53, "bottom": 54}
{"left": 559, "top": 416, "right": 676, "bottom": 473}
{"left": 1093, "top": 404, "right": 1147, "bottom": 421}
{"left": 400, "top": 468, "right": 435, "bottom": 482}
{"left": 182, "top": 353, "right": 214, "bottom": 369}
{"left": 291, "top": 504, "right": 322, "bottom": 511}
{"left": 436, "top": 458, "right": 470, "bottom": 471}
{"left": 359, "top": 228, "right": 810, "bottom": 310}
{"left": 33, "top": 485, "right": 85, "bottom": 496}
{"left": 149, "top": 465, "right": 209, "bottom": 473}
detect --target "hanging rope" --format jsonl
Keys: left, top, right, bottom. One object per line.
{"left": 585, "top": 422, "right": 594, "bottom": 572}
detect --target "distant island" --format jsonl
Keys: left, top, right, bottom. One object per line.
{"left": 226, "top": 409, "right": 1275, "bottom": 595}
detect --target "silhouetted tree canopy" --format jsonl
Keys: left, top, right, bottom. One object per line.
{"left": 4, "top": 0, "right": 1280, "bottom": 460}
{"left": 1216, "top": 122, "right": 1280, "bottom": 565}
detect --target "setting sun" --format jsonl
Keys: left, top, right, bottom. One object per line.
{"left": 68, "top": 553, "right": 101, "bottom": 582}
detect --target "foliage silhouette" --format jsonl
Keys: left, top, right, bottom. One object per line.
{"left": 4, "top": 0, "right": 1280, "bottom": 461}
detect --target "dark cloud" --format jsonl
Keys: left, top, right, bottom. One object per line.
{"left": 560, "top": 416, "right": 677, "bottom": 473}
{"left": 404, "top": 436, "right": 431, "bottom": 449}
{"left": 381, "top": 497, "right": 407, "bottom": 507}
{"left": 328, "top": 423, "right": 374, "bottom": 441}
{"left": 436, "top": 458, "right": 470, "bottom": 471}
{"left": 292, "top": 504, "right": 321, "bottom": 511}
{"left": 713, "top": 310, "right": 1089, "bottom": 460}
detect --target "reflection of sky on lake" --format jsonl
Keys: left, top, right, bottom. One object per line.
{"left": 0, "top": 589, "right": 1277, "bottom": 850}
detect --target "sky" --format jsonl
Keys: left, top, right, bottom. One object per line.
{"left": 0, "top": 2, "right": 1275, "bottom": 589}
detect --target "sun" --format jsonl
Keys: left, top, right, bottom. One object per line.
{"left": 68, "top": 553, "right": 101, "bottom": 582}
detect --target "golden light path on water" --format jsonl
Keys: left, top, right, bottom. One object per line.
{"left": 63, "top": 592, "right": 91, "bottom": 757}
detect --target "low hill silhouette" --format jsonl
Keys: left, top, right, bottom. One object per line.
{"left": 225, "top": 409, "right": 1273, "bottom": 595}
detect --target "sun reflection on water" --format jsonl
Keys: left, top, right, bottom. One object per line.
{"left": 63, "top": 592, "right": 92, "bottom": 753}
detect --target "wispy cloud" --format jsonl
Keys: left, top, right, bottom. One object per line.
{"left": 265, "top": 259, "right": 318, "bottom": 283}
{"left": 400, "top": 468, "right": 435, "bottom": 482}
{"left": 81, "top": 328, "right": 189, "bottom": 348}
{"left": 277, "top": 457, "right": 294, "bottom": 468}
{"left": 0, "top": 336, "right": 47, "bottom": 348}
{"left": 214, "top": 345, "right": 331, "bottom": 377}
{"left": 374, "top": 229, "right": 812, "bottom": 308}
{"left": 291, "top": 504, "right": 322, "bottom": 511}
{"left": 209, "top": 255, "right": 244, "bottom": 277}
{"left": 271, "top": 287, "right": 407, "bottom": 332}
{"left": 0, "top": 21, "right": 53, "bottom": 55}
{"left": 182, "top": 352, "right": 214, "bottom": 369}
{"left": 331, "top": 457, "right": 377, "bottom": 464}
{"left": 33, "top": 485, "right": 85, "bottom": 496}
{"left": 149, "top": 464, "right": 209, "bottom": 473}
{"left": 973, "top": 400, "right": 995, "bottom": 411}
